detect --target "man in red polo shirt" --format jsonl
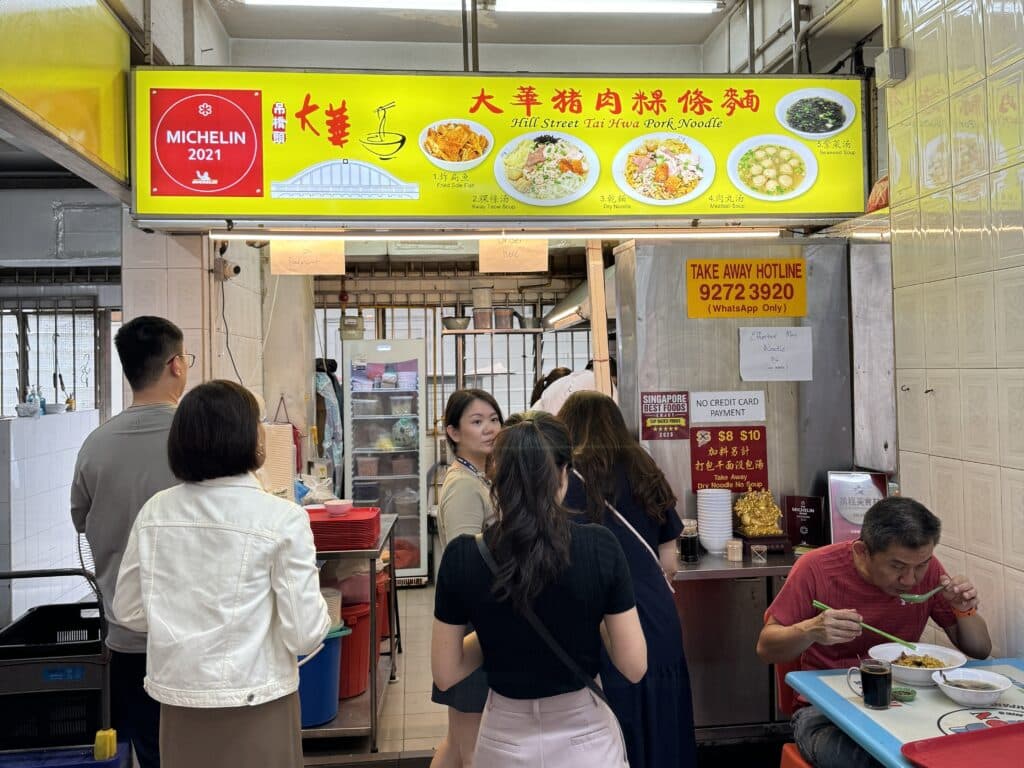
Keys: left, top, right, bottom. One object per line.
{"left": 757, "top": 497, "right": 991, "bottom": 768}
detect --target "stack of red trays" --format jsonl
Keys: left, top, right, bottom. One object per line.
{"left": 308, "top": 506, "right": 381, "bottom": 551}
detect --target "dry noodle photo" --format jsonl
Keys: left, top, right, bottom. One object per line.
{"left": 624, "top": 136, "right": 706, "bottom": 201}
{"left": 423, "top": 122, "right": 490, "bottom": 162}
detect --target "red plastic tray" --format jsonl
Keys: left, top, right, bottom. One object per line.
{"left": 901, "top": 722, "right": 1024, "bottom": 768}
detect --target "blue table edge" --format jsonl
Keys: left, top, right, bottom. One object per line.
{"left": 785, "top": 658, "right": 1024, "bottom": 768}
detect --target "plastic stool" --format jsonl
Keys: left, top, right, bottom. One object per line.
{"left": 780, "top": 742, "right": 813, "bottom": 768}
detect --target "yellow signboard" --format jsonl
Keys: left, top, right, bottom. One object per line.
{"left": 133, "top": 69, "right": 864, "bottom": 220}
{"left": 687, "top": 258, "right": 807, "bottom": 318}
{"left": 0, "top": 0, "right": 129, "bottom": 182}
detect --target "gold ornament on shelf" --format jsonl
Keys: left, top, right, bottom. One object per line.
{"left": 735, "top": 487, "right": 783, "bottom": 537}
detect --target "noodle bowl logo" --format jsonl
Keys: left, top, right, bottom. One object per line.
{"left": 936, "top": 704, "right": 1024, "bottom": 735}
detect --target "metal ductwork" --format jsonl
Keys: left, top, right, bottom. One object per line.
{"left": 541, "top": 265, "right": 616, "bottom": 330}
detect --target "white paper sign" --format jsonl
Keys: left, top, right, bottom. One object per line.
{"left": 478, "top": 238, "right": 548, "bottom": 273}
{"left": 739, "top": 326, "right": 813, "bottom": 381}
{"left": 270, "top": 239, "right": 345, "bottom": 275}
{"left": 691, "top": 391, "right": 766, "bottom": 423}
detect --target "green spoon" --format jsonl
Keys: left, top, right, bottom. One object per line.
{"left": 897, "top": 584, "right": 945, "bottom": 604}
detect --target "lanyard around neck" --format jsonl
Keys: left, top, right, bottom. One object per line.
{"left": 455, "top": 456, "right": 488, "bottom": 485}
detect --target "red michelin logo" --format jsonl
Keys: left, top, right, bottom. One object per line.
{"left": 150, "top": 89, "right": 263, "bottom": 196}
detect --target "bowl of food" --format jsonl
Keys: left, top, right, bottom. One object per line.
{"left": 420, "top": 119, "right": 493, "bottom": 172}
{"left": 494, "top": 131, "right": 599, "bottom": 207}
{"left": 359, "top": 131, "right": 407, "bottom": 160}
{"left": 442, "top": 316, "right": 471, "bottom": 330}
{"left": 727, "top": 135, "right": 818, "bottom": 201}
{"left": 932, "top": 668, "right": 1013, "bottom": 706}
{"left": 775, "top": 87, "right": 857, "bottom": 140}
{"left": 44, "top": 403, "right": 67, "bottom": 415}
{"left": 869, "top": 643, "right": 967, "bottom": 686}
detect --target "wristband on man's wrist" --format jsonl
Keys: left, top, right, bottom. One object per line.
{"left": 953, "top": 606, "right": 977, "bottom": 618}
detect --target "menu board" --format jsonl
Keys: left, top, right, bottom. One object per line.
{"left": 690, "top": 426, "right": 768, "bottom": 492}
{"left": 133, "top": 69, "right": 865, "bottom": 220}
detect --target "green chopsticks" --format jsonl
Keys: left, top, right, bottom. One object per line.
{"left": 811, "top": 600, "right": 917, "bottom": 650}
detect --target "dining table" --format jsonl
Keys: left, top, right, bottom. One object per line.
{"left": 786, "top": 657, "right": 1024, "bottom": 768}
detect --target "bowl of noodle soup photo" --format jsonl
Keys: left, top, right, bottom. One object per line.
{"left": 612, "top": 133, "right": 715, "bottom": 206}
{"left": 869, "top": 643, "right": 967, "bottom": 686}
{"left": 727, "top": 135, "right": 818, "bottom": 202}
{"left": 493, "top": 131, "right": 599, "bottom": 207}
{"left": 419, "top": 119, "right": 494, "bottom": 172}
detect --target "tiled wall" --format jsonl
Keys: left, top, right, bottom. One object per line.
{"left": 0, "top": 410, "right": 99, "bottom": 624}
{"left": 888, "top": 0, "right": 1024, "bottom": 657}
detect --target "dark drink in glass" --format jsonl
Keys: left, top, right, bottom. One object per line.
{"left": 859, "top": 660, "right": 892, "bottom": 709}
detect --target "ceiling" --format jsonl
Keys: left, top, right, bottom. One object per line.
{"left": 0, "top": 131, "right": 87, "bottom": 189}
{"left": 210, "top": 1, "right": 733, "bottom": 46}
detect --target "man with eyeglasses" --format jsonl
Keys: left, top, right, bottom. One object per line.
{"left": 72, "top": 316, "right": 191, "bottom": 767}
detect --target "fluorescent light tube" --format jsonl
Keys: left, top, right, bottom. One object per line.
{"left": 242, "top": 0, "right": 463, "bottom": 10}
{"left": 210, "top": 229, "right": 782, "bottom": 242}
{"left": 495, "top": 0, "right": 720, "bottom": 13}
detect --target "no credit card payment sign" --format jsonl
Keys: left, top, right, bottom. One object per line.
{"left": 150, "top": 89, "right": 263, "bottom": 196}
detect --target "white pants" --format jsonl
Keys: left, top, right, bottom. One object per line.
{"left": 474, "top": 687, "right": 628, "bottom": 767}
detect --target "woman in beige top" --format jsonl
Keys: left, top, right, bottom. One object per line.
{"left": 431, "top": 389, "right": 504, "bottom": 768}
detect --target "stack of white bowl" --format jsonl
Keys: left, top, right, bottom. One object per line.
{"left": 697, "top": 488, "right": 734, "bottom": 555}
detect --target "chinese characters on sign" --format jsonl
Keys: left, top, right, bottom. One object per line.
{"left": 827, "top": 471, "right": 887, "bottom": 543}
{"left": 640, "top": 391, "right": 690, "bottom": 440}
{"left": 687, "top": 258, "right": 808, "bottom": 318}
{"left": 690, "top": 426, "right": 768, "bottom": 492}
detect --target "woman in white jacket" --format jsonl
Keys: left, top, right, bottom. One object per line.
{"left": 114, "top": 380, "right": 330, "bottom": 768}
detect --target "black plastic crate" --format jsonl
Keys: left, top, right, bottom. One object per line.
{"left": 0, "top": 603, "right": 103, "bottom": 660}
{"left": 0, "top": 690, "right": 102, "bottom": 751}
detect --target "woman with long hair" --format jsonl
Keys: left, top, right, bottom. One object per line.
{"left": 558, "top": 391, "right": 698, "bottom": 768}
{"left": 430, "top": 389, "right": 504, "bottom": 768}
{"left": 529, "top": 366, "right": 571, "bottom": 406}
{"left": 432, "top": 412, "right": 646, "bottom": 766}
{"left": 113, "top": 381, "right": 330, "bottom": 768}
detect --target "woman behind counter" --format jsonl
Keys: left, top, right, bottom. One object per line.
{"left": 113, "top": 380, "right": 330, "bottom": 768}
{"left": 559, "top": 391, "right": 698, "bottom": 768}
{"left": 432, "top": 412, "right": 646, "bottom": 766}
{"left": 431, "top": 389, "right": 504, "bottom": 768}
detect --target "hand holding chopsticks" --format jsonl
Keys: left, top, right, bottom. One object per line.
{"left": 812, "top": 600, "right": 917, "bottom": 650}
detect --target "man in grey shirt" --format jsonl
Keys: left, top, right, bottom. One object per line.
{"left": 72, "top": 316, "right": 191, "bottom": 768}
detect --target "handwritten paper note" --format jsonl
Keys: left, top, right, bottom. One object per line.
{"left": 270, "top": 239, "right": 345, "bottom": 275}
{"left": 739, "top": 326, "right": 813, "bottom": 381}
{"left": 478, "top": 238, "right": 548, "bottom": 273}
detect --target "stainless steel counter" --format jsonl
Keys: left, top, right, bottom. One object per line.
{"left": 672, "top": 552, "right": 797, "bottom": 581}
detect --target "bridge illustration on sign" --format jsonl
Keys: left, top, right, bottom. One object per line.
{"left": 270, "top": 159, "right": 419, "bottom": 200}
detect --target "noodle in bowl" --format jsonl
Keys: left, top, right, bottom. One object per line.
{"left": 869, "top": 642, "right": 967, "bottom": 686}
{"left": 494, "top": 132, "right": 599, "bottom": 206}
{"left": 613, "top": 133, "right": 715, "bottom": 205}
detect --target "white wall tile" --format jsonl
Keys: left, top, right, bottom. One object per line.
{"left": 965, "top": 553, "right": 1006, "bottom": 656}
{"left": 923, "top": 280, "right": 958, "bottom": 368}
{"left": 997, "top": 369, "right": 1024, "bottom": 468}
{"left": 1004, "top": 566, "right": 1024, "bottom": 657}
{"left": 991, "top": 163, "right": 1024, "bottom": 270}
{"left": 960, "top": 370, "right": 1000, "bottom": 463}
{"left": 927, "top": 369, "right": 963, "bottom": 458}
{"left": 895, "top": 285, "right": 927, "bottom": 368}
{"left": 962, "top": 462, "right": 1003, "bottom": 561}
{"left": 921, "top": 191, "right": 956, "bottom": 280}
{"left": 1003, "top": 466, "right": 1024, "bottom": 571}
{"left": 934, "top": 544, "right": 967, "bottom": 577}
{"left": 888, "top": 78, "right": 917, "bottom": 128}
{"left": 946, "top": 0, "right": 987, "bottom": 93}
{"left": 950, "top": 84, "right": 989, "bottom": 185}
{"left": 889, "top": 118, "right": 921, "bottom": 205}
{"left": 898, "top": 369, "right": 931, "bottom": 452}
{"left": 900, "top": 450, "right": 933, "bottom": 506}
{"left": 166, "top": 236, "right": 204, "bottom": 269}
{"left": 956, "top": 273, "right": 997, "bottom": 367}
{"left": 121, "top": 268, "right": 169, "bottom": 323}
{"left": 930, "top": 456, "right": 965, "bottom": 549}
{"left": 988, "top": 60, "right": 1024, "bottom": 171}
{"left": 918, "top": 100, "right": 953, "bottom": 194}
{"left": 982, "top": 0, "right": 1024, "bottom": 76}
{"left": 913, "top": 0, "right": 943, "bottom": 22}
{"left": 995, "top": 267, "right": 1024, "bottom": 366}
{"left": 120, "top": 208, "right": 166, "bottom": 268}
{"left": 167, "top": 268, "right": 205, "bottom": 332}
{"left": 914, "top": 14, "right": 950, "bottom": 109}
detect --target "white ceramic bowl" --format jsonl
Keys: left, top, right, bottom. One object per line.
{"left": 726, "top": 135, "right": 818, "bottom": 202}
{"left": 774, "top": 87, "right": 857, "bottom": 140}
{"left": 869, "top": 642, "right": 967, "bottom": 686}
{"left": 44, "top": 403, "right": 67, "bottom": 414}
{"left": 15, "top": 402, "right": 40, "bottom": 417}
{"left": 932, "top": 668, "right": 1012, "bottom": 706}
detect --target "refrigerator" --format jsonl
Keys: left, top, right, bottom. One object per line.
{"left": 342, "top": 339, "right": 428, "bottom": 582}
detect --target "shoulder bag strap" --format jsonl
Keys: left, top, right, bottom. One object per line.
{"left": 474, "top": 533, "right": 610, "bottom": 706}
{"left": 572, "top": 469, "right": 675, "bottom": 595}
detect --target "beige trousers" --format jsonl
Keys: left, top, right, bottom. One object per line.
{"left": 474, "top": 687, "right": 628, "bottom": 767}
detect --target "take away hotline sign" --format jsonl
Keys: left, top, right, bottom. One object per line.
{"left": 134, "top": 68, "right": 865, "bottom": 220}
{"left": 687, "top": 258, "right": 807, "bottom": 317}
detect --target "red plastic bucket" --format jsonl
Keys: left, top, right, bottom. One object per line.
{"left": 339, "top": 603, "right": 371, "bottom": 699}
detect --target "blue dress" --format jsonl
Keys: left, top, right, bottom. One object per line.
{"left": 565, "top": 468, "right": 698, "bottom": 768}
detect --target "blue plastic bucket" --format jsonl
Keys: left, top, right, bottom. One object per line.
{"left": 298, "top": 626, "right": 350, "bottom": 728}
